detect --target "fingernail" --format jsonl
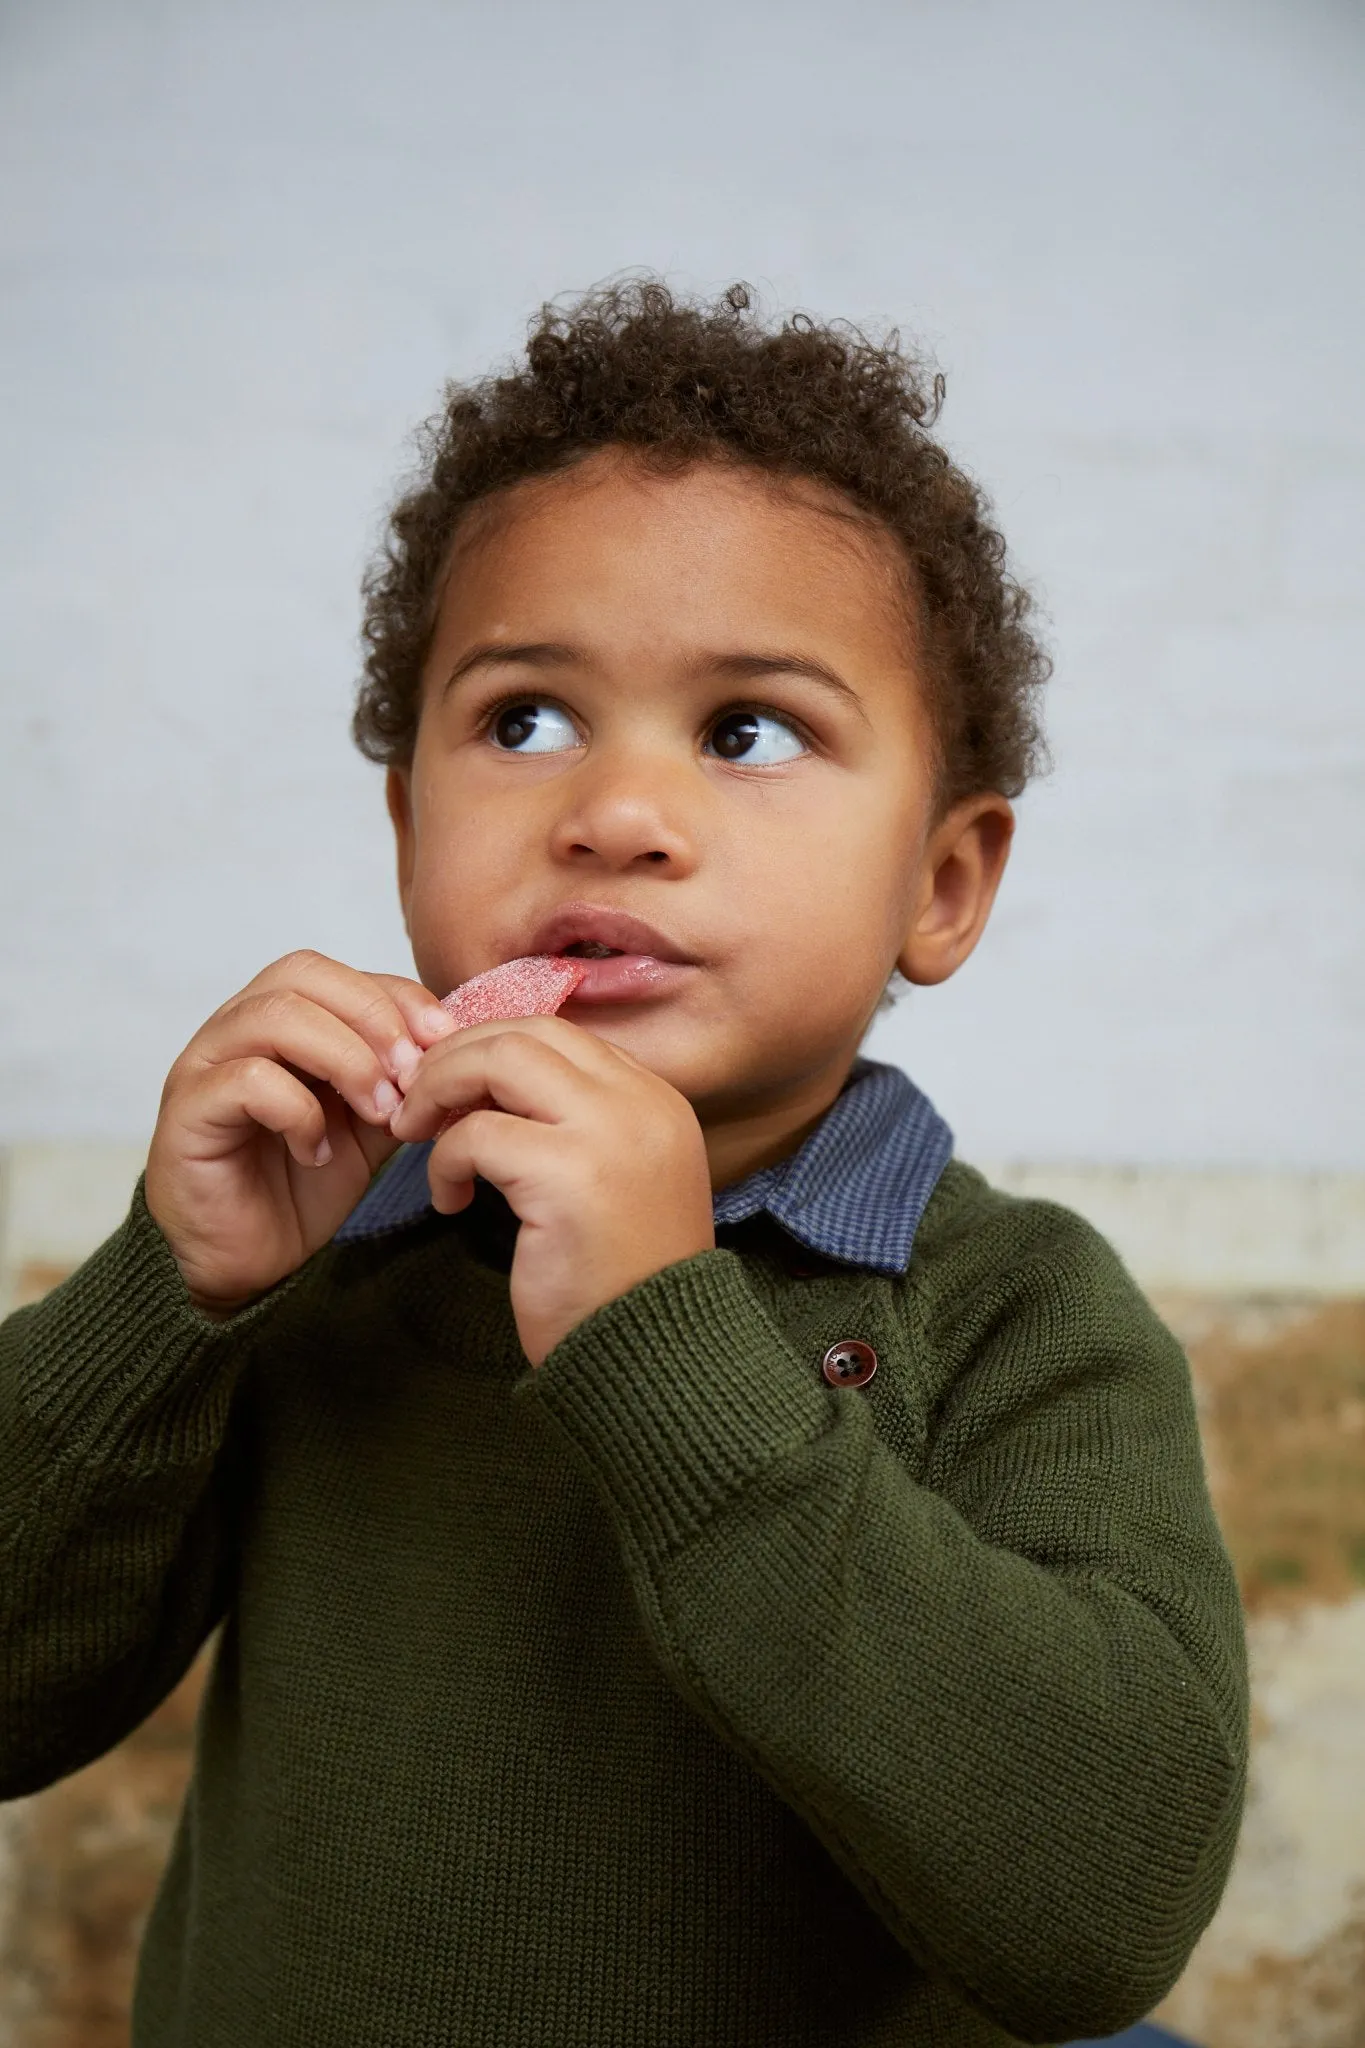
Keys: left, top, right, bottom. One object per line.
{"left": 314, "top": 1137, "right": 333, "bottom": 1167}
{"left": 390, "top": 1037, "right": 422, "bottom": 1087}
{"left": 374, "top": 1079, "right": 401, "bottom": 1118}
{"left": 421, "top": 1006, "right": 455, "bottom": 1039}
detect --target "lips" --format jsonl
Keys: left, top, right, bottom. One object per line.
{"left": 525, "top": 902, "right": 700, "bottom": 966}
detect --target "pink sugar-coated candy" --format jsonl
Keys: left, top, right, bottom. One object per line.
{"left": 439, "top": 953, "right": 586, "bottom": 1032}
{"left": 434, "top": 954, "right": 587, "bottom": 1133}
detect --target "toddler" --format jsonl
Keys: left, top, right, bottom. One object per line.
{"left": 0, "top": 280, "right": 1247, "bottom": 2046}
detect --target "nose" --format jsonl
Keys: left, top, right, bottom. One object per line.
{"left": 547, "top": 747, "right": 700, "bottom": 873}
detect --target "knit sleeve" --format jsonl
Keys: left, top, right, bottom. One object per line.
{"left": 511, "top": 1191, "right": 1249, "bottom": 2046}
{"left": 0, "top": 1174, "right": 303, "bottom": 1796}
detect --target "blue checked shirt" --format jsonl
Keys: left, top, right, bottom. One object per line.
{"left": 335, "top": 1055, "right": 953, "bottom": 1277}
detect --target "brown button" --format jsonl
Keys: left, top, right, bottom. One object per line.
{"left": 821, "top": 1339, "right": 878, "bottom": 1388}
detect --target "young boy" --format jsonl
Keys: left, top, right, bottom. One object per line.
{"left": 0, "top": 281, "right": 1246, "bottom": 2046}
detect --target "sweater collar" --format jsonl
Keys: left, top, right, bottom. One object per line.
{"left": 333, "top": 1054, "right": 952, "bottom": 1276}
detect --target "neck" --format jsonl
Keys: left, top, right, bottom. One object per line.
{"left": 700, "top": 1055, "right": 862, "bottom": 1194}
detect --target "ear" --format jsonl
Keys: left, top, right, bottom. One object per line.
{"left": 897, "top": 793, "right": 1014, "bottom": 987}
{"left": 385, "top": 766, "right": 416, "bottom": 936}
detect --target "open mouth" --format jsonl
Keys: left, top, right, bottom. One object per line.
{"left": 553, "top": 945, "right": 698, "bottom": 1004}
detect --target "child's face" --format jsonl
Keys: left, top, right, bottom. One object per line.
{"left": 387, "top": 448, "right": 1010, "bottom": 1158}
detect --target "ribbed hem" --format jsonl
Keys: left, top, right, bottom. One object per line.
{"left": 512, "top": 1248, "right": 834, "bottom": 1561}
{"left": 6, "top": 1172, "right": 306, "bottom": 1478}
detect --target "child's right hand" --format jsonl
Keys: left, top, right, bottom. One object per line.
{"left": 144, "top": 951, "right": 457, "bottom": 1320}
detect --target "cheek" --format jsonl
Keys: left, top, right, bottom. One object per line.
{"left": 408, "top": 781, "right": 503, "bottom": 896}
{"left": 770, "top": 786, "right": 913, "bottom": 900}
{"left": 737, "top": 812, "right": 902, "bottom": 973}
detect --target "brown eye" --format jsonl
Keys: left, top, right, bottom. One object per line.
{"left": 707, "top": 709, "right": 806, "bottom": 764}
{"left": 488, "top": 701, "right": 578, "bottom": 754}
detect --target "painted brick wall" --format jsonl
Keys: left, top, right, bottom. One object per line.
{"left": 1, "top": 0, "right": 1363, "bottom": 1169}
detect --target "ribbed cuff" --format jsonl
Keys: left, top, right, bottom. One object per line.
{"left": 6, "top": 1172, "right": 305, "bottom": 1473}
{"left": 511, "top": 1248, "right": 834, "bottom": 1561}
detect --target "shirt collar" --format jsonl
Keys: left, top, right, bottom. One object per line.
{"left": 333, "top": 1055, "right": 953, "bottom": 1276}
{"left": 711, "top": 1056, "right": 953, "bottom": 1273}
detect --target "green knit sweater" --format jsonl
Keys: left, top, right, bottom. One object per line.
{"left": 0, "top": 1160, "right": 1247, "bottom": 2047}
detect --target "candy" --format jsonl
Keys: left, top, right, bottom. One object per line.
{"left": 434, "top": 954, "right": 587, "bottom": 1132}
{"left": 439, "top": 953, "right": 587, "bottom": 1032}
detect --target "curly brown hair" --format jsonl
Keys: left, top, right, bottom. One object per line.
{"left": 352, "top": 278, "right": 1050, "bottom": 809}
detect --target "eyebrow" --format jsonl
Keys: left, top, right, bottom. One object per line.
{"left": 442, "top": 641, "right": 872, "bottom": 726}
{"left": 702, "top": 650, "right": 872, "bottom": 727}
{"left": 442, "top": 642, "right": 577, "bottom": 698}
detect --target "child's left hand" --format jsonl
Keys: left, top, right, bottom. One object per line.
{"left": 388, "top": 1016, "right": 716, "bottom": 1367}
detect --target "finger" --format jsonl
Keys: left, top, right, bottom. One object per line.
{"left": 427, "top": 1108, "right": 563, "bottom": 1214}
{"left": 185, "top": 1055, "right": 336, "bottom": 1169}
{"left": 236, "top": 951, "right": 445, "bottom": 1090}
{"left": 315, "top": 1081, "right": 402, "bottom": 1179}
{"left": 396, "top": 1010, "right": 627, "bottom": 1122}
{"left": 390, "top": 1029, "right": 597, "bottom": 1143}
{"left": 434, "top": 1010, "right": 621, "bottom": 1070}
{"left": 191, "top": 989, "right": 408, "bottom": 1130}
{"left": 367, "top": 972, "right": 461, "bottom": 1053}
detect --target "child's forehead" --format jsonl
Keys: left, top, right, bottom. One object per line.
{"left": 441, "top": 446, "right": 915, "bottom": 628}
{"left": 418, "top": 452, "right": 931, "bottom": 761}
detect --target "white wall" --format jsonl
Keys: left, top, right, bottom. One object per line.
{"left": 2, "top": 0, "right": 1362, "bottom": 1169}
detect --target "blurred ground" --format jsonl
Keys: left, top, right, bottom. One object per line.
{"left": 1151, "top": 1297, "right": 1365, "bottom": 2048}
{"left": 1, "top": 1272, "right": 1363, "bottom": 2046}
